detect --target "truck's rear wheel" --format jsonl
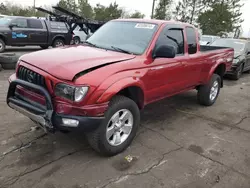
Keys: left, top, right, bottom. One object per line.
{"left": 0, "top": 39, "right": 6, "bottom": 53}
{"left": 197, "top": 74, "right": 221, "bottom": 106}
{"left": 52, "top": 38, "right": 65, "bottom": 48}
{"left": 86, "top": 95, "right": 140, "bottom": 156}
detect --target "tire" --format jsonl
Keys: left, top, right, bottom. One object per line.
{"left": 40, "top": 45, "right": 49, "bottom": 49}
{"left": 52, "top": 38, "right": 65, "bottom": 48}
{"left": 0, "top": 53, "right": 18, "bottom": 70}
{"left": 0, "top": 39, "right": 6, "bottom": 53}
{"left": 73, "top": 36, "right": 81, "bottom": 45}
{"left": 86, "top": 95, "right": 140, "bottom": 156}
{"left": 232, "top": 64, "right": 243, "bottom": 80}
{"left": 197, "top": 74, "right": 221, "bottom": 106}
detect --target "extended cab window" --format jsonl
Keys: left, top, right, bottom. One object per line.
{"left": 11, "top": 18, "right": 28, "bottom": 28}
{"left": 186, "top": 27, "right": 197, "bottom": 54}
{"left": 155, "top": 27, "right": 184, "bottom": 55}
{"left": 28, "top": 19, "right": 43, "bottom": 29}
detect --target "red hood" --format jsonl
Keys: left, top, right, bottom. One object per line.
{"left": 20, "top": 45, "right": 136, "bottom": 81}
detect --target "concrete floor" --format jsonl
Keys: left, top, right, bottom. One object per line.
{"left": 0, "top": 70, "right": 249, "bottom": 188}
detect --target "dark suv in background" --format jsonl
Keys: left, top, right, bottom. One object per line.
{"left": 210, "top": 38, "right": 250, "bottom": 80}
{"left": 0, "top": 16, "right": 72, "bottom": 52}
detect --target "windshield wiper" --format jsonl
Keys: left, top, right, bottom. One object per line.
{"left": 84, "top": 41, "right": 98, "bottom": 47}
{"left": 110, "top": 46, "right": 134, "bottom": 55}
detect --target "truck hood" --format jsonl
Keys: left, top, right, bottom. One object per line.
{"left": 20, "top": 45, "right": 136, "bottom": 81}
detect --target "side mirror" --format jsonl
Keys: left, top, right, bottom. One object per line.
{"left": 9, "top": 23, "right": 17, "bottom": 29}
{"left": 153, "top": 44, "right": 176, "bottom": 59}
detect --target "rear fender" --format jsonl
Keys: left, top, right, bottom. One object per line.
{"left": 96, "top": 77, "right": 145, "bottom": 104}
{"left": 206, "top": 61, "right": 227, "bottom": 87}
{"left": 52, "top": 35, "right": 65, "bottom": 44}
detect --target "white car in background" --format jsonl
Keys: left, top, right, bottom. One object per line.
{"left": 200, "top": 35, "right": 220, "bottom": 45}
{"left": 73, "top": 25, "right": 92, "bottom": 44}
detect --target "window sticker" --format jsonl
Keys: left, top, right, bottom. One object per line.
{"left": 135, "top": 23, "right": 155, "bottom": 29}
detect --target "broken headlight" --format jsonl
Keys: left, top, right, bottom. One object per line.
{"left": 55, "top": 83, "right": 88, "bottom": 102}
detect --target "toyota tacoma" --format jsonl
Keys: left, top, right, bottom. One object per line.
{"left": 6, "top": 19, "right": 234, "bottom": 156}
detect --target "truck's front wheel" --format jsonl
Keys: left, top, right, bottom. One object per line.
{"left": 86, "top": 95, "right": 140, "bottom": 156}
{"left": 0, "top": 39, "right": 6, "bottom": 53}
{"left": 197, "top": 74, "right": 221, "bottom": 106}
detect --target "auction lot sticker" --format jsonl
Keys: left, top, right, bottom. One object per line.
{"left": 135, "top": 23, "right": 155, "bottom": 29}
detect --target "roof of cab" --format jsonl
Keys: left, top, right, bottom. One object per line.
{"left": 113, "top": 18, "right": 195, "bottom": 27}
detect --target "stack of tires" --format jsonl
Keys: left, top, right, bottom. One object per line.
{"left": 0, "top": 53, "right": 18, "bottom": 71}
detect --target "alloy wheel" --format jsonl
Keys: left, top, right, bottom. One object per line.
{"left": 106, "top": 109, "right": 133, "bottom": 146}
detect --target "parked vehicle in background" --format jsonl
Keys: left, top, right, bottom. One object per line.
{"left": 0, "top": 16, "right": 72, "bottom": 52}
{"left": 6, "top": 19, "right": 234, "bottom": 156}
{"left": 210, "top": 38, "right": 250, "bottom": 80}
{"left": 72, "top": 25, "right": 93, "bottom": 44}
{"left": 200, "top": 35, "right": 220, "bottom": 45}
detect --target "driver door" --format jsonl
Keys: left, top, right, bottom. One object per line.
{"left": 143, "top": 25, "right": 188, "bottom": 103}
{"left": 9, "top": 18, "right": 29, "bottom": 45}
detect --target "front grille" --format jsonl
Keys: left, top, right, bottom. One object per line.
{"left": 17, "top": 66, "right": 46, "bottom": 88}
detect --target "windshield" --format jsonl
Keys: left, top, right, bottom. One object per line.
{"left": 87, "top": 21, "right": 158, "bottom": 55}
{"left": 201, "top": 36, "right": 213, "bottom": 43}
{"left": 210, "top": 39, "right": 245, "bottom": 52}
{"left": 0, "top": 17, "right": 12, "bottom": 26}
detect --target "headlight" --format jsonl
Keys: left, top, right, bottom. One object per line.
{"left": 55, "top": 83, "right": 88, "bottom": 102}
{"left": 75, "top": 87, "right": 88, "bottom": 102}
{"left": 233, "top": 59, "right": 239, "bottom": 65}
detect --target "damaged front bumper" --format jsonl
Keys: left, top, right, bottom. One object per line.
{"left": 6, "top": 79, "right": 104, "bottom": 133}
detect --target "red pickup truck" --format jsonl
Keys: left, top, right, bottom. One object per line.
{"left": 6, "top": 19, "right": 234, "bottom": 156}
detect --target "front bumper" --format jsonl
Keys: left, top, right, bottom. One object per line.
{"left": 6, "top": 79, "right": 104, "bottom": 133}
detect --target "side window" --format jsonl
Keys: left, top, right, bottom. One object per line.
{"left": 50, "top": 22, "right": 67, "bottom": 30}
{"left": 12, "top": 18, "right": 28, "bottom": 28}
{"left": 27, "top": 19, "right": 43, "bottom": 29}
{"left": 186, "top": 27, "right": 197, "bottom": 54}
{"left": 156, "top": 27, "right": 184, "bottom": 55}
